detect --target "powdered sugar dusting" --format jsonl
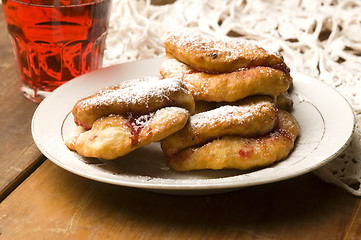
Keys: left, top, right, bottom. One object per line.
{"left": 169, "top": 30, "right": 243, "bottom": 58}
{"left": 127, "top": 112, "right": 155, "bottom": 133}
{"left": 166, "top": 30, "right": 280, "bottom": 63}
{"left": 78, "top": 76, "right": 188, "bottom": 109}
{"left": 190, "top": 105, "right": 255, "bottom": 129}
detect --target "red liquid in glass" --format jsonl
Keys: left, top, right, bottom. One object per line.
{"left": 2, "top": 0, "right": 111, "bottom": 101}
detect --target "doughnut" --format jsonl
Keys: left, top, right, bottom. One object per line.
{"left": 159, "top": 57, "right": 292, "bottom": 102}
{"left": 161, "top": 96, "right": 278, "bottom": 156}
{"left": 72, "top": 76, "right": 195, "bottom": 130}
{"left": 164, "top": 110, "right": 299, "bottom": 171}
{"left": 164, "top": 31, "right": 288, "bottom": 73}
{"left": 65, "top": 107, "right": 189, "bottom": 160}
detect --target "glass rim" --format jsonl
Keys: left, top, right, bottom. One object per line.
{"left": 7, "top": 0, "right": 107, "bottom": 8}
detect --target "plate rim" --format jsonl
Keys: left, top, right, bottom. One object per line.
{"left": 31, "top": 58, "right": 356, "bottom": 192}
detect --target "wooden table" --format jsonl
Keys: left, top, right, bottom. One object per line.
{"left": 1, "top": 9, "right": 361, "bottom": 240}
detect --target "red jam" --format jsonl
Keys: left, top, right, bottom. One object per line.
{"left": 125, "top": 112, "right": 153, "bottom": 146}
{"left": 238, "top": 142, "right": 254, "bottom": 158}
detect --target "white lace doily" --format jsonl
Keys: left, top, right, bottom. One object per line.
{"left": 103, "top": 0, "right": 361, "bottom": 195}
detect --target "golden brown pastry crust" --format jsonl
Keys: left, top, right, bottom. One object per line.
{"left": 160, "top": 57, "right": 292, "bottom": 102}
{"left": 161, "top": 96, "right": 278, "bottom": 156}
{"left": 65, "top": 107, "right": 189, "bottom": 160}
{"left": 164, "top": 31, "right": 288, "bottom": 73}
{"left": 72, "top": 76, "right": 195, "bottom": 130}
{"left": 165, "top": 110, "right": 299, "bottom": 171}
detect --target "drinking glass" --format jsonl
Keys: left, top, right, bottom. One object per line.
{"left": 2, "top": 0, "right": 112, "bottom": 102}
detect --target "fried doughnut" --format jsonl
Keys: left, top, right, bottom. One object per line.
{"left": 160, "top": 58, "right": 292, "bottom": 102}
{"left": 65, "top": 107, "right": 189, "bottom": 160}
{"left": 165, "top": 110, "right": 299, "bottom": 171}
{"left": 164, "top": 31, "right": 288, "bottom": 73}
{"left": 72, "top": 77, "right": 195, "bottom": 130}
{"left": 161, "top": 96, "right": 278, "bottom": 156}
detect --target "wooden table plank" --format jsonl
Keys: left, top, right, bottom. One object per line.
{"left": 0, "top": 10, "right": 45, "bottom": 201}
{"left": 1, "top": 2, "right": 361, "bottom": 238}
{"left": 0, "top": 160, "right": 359, "bottom": 239}
{"left": 342, "top": 201, "right": 361, "bottom": 239}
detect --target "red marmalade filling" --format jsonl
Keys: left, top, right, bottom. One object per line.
{"left": 238, "top": 141, "right": 254, "bottom": 158}
{"left": 125, "top": 112, "right": 154, "bottom": 146}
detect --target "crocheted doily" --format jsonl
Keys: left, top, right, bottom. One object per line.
{"left": 103, "top": 0, "right": 361, "bottom": 195}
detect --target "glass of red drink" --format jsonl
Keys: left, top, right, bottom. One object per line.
{"left": 2, "top": 0, "right": 112, "bottom": 102}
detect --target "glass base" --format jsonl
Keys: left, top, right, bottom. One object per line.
{"left": 21, "top": 84, "right": 52, "bottom": 103}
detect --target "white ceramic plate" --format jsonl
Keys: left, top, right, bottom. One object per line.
{"left": 32, "top": 58, "right": 355, "bottom": 195}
